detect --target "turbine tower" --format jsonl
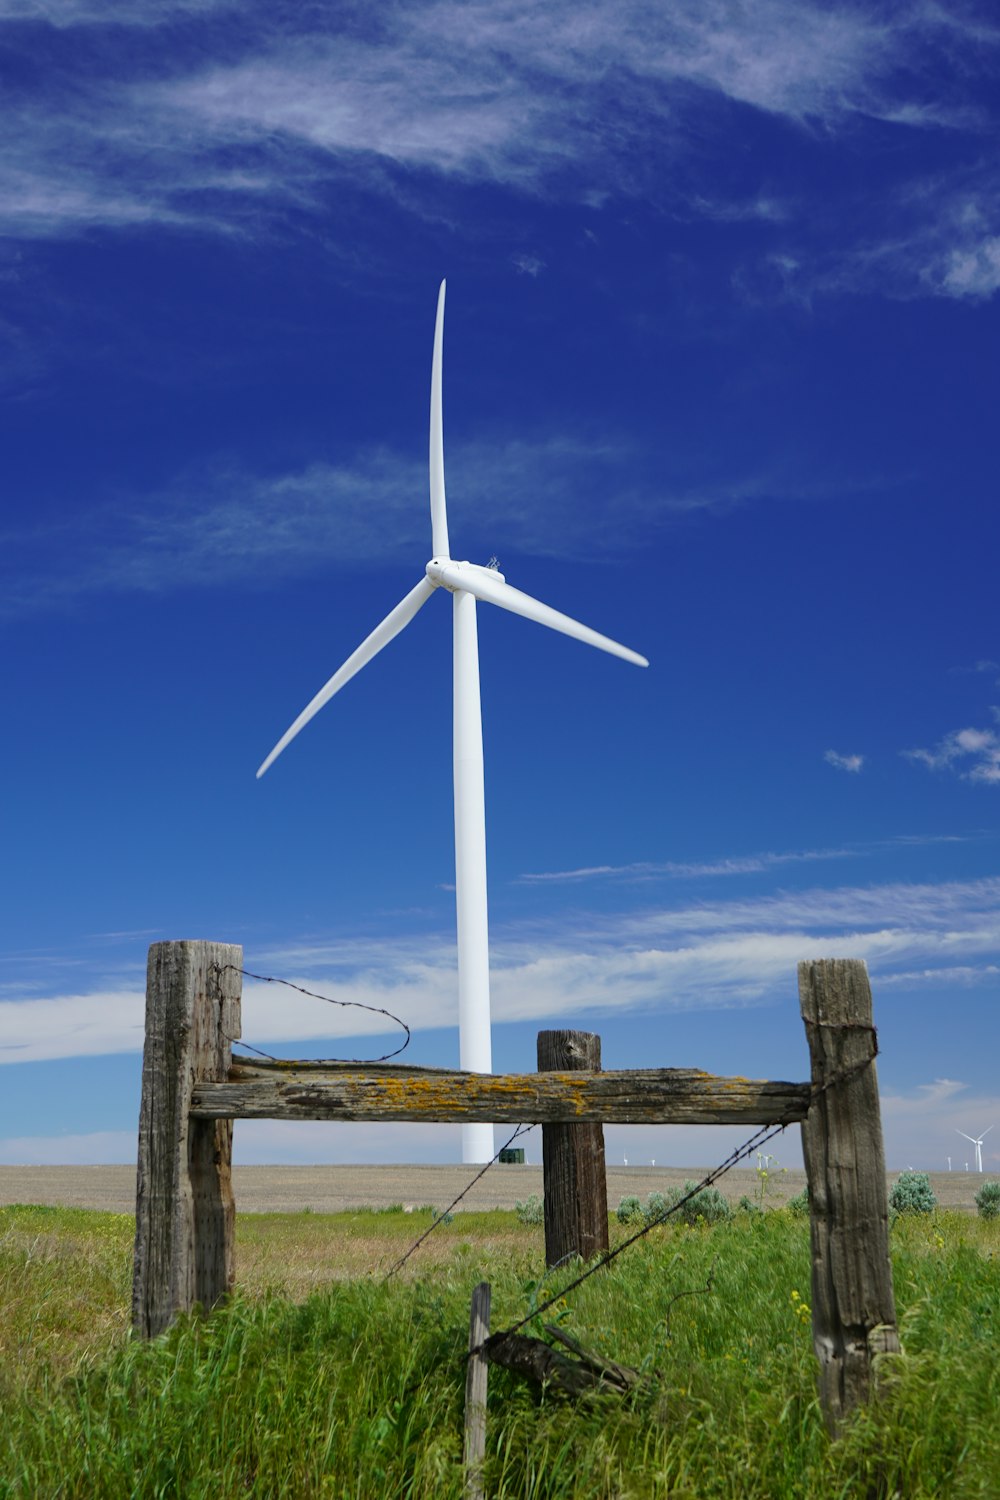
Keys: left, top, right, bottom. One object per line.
{"left": 257, "top": 282, "right": 648, "bottom": 1162}
{"left": 956, "top": 1125, "right": 993, "bottom": 1173}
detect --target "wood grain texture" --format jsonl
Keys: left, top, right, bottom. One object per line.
{"left": 538, "top": 1030, "right": 609, "bottom": 1267}
{"left": 485, "top": 1329, "right": 639, "bottom": 1398}
{"left": 798, "top": 958, "right": 900, "bottom": 1434}
{"left": 463, "top": 1282, "right": 491, "bottom": 1500}
{"left": 132, "top": 941, "right": 242, "bottom": 1338}
{"left": 190, "top": 1060, "right": 810, "bottom": 1125}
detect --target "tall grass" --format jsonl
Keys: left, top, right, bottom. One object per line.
{"left": 1, "top": 1204, "right": 997, "bottom": 1497}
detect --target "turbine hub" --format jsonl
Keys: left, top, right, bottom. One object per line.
{"left": 427, "top": 558, "right": 507, "bottom": 591}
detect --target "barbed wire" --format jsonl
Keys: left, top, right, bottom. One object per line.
{"left": 479, "top": 1117, "right": 792, "bottom": 1353}
{"left": 211, "top": 953, "right": 878, "bottom": 1350}
{"left": 474, "top": 1035, "right": 879, "bottom": 1357}
{"left": 383, "top": 1124, "right": 536, "bottom": 1281}
{"left": 212, "top": 962, "right": 412, "bottom": 1063}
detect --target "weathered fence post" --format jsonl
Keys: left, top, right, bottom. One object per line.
{"left": 133, "top": 940, "right": 242, "bottom": 1338}
{"left": 463, "top": 1282, "right": 491, "bottom": 1500}
{"left": 537, "top": 1030, "right": 609, "bottom": 1268}
{"left": 798, "top": 959, "right": 900, "bottom": 1433}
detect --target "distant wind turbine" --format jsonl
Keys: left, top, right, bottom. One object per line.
{"left": 956, "top": 1125, "right": 993, "bottom": 1174}
{"left": 257, "top": 282, "right": 648, "bottom": 1162}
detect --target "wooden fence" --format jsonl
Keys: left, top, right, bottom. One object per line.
{"left": 132, "top": 940, "right": 899, "bottom": 1432}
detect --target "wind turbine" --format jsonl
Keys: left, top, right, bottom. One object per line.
{"left": 257, "top": 282, "right": 648, "bottom": 1162}
{"left": 956, "top": 1125, "right": 993, "bottom": 1174}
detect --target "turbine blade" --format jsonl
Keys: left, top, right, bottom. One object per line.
{"left": 434, "top": 562, "right": 648, "bottom": 668}
{"left": 256, "top": 577, "right": 435, "bottom": 778}
{"left": 981, "top": 1125, "right": 994, "bottom": 1139}
{"left": 429, "top": 280, "right": 450, "bottom": 559}
{"left": 957, "top": 1130, "right": 977, "bottom": 1144}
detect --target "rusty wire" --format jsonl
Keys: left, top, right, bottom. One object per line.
{"left": 213, "top": 962, "right": 412, "bottom": 1063}
{"left": 471, "top": 1035, "right": 879, "bottom": 1356}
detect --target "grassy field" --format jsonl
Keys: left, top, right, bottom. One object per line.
{"left": 1, "top": 1201, "right": 998, "bottom": 1498}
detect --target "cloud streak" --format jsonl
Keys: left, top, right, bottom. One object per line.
{"left": 0, "top": 438, "right": 827, "bottom": 617}
{"left": 519, "top": 844, "right": 855, "bottom": 884}
{"left": 5, "top": 874, "right": 1000, "bottom": 1065}
{"left": 1, "top": 2, "right": 998, "bottom": 303}
{"left": 518, "top": 832, "right": 988, "bottom": 885}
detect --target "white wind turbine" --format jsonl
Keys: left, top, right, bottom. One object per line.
{"left": 257, "top": 282, "right": 648, "bottom": 1162}
{"left": 956, "top": 1125, "right": 993, "bottom": 1174}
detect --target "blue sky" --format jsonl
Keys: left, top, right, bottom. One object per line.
{"left": 2, "top": 0, "right": 999, "bottom": 1174}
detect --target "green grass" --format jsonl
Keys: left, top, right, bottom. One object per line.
{"left": 1, "top": 1204, "right": 998, "bottom": 1497}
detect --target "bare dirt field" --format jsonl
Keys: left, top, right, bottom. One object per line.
{"left": 0, "top": 1163, "right": 987, "bottom": 1214}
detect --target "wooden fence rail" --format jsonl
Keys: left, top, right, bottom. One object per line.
{"left": 133, "top": 940, "right": 898, "bottom": 1434}
{"left": 190, "top": 1060, "right": 812, "bottom": 1125}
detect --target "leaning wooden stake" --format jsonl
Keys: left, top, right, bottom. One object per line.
{"left": 798, "top": 959, "right": 900, "bottom": 1434}
{"left": 464, "top": 1282, "right": 491, "bottom": 1500}
{"left": 537, "top": 1030, "right": 610, "bottom": 1268}
{"left": 133, "top": 940, "right": 242, "bottom": 1338}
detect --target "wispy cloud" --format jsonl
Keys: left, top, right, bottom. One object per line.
{"left": 519, "top": 844, "right": 854, "bottom": 884}
{"left": 951, "top": 658, "right": 1000, "bottom": 687}
{"left": 5, "top": 875, "right": 1000, "bottom": 1065}
{"left": 824, "top": 749, "right": 864, "bottom": 773}
{"left": 0, "top": 438, "right": 836, "bottom": 618}
{"left": 728, "top": 144, "right": 1000, "bottom": 306}
{"left": 518, "top": 832, "right": 987, "bottom": 885}
{"left": 1, "top": 0, "right": 997, "bottom": 311}
{"left": 860, "top": 180, "right": 1000, "bottom": 303}
{"left": 904, "top": 724, "right": 1000, "bottom": 785}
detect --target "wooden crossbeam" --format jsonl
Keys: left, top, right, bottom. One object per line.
{"left": 189, "top": 1057, "right": 810, "bottom": 1125}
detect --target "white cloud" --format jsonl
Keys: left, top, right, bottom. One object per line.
{"left": 231, "top": 1119, "right": 464, "bottom": 1166}
{"left": 2, "top": 437, "right": 824, "bottom": 617}
{"left": 5, "top": 1087, "right": 999, "bottom": 1171}
{"left": 879, "top": 1081, "right": 1000, "bottom": 1172}
{"left": 733, "top": 171, "right": 1000, "bottom": 306}
{"left": 519, "top": 832, "right": 990, "bottom": 884}
{"left": 881, "top": 1078, "right": 969, "bottom": 1115}
{"left": 904, "top": 724, "right": 1000, "bottom": 784}
{"left": 878, "top": 963, "right": 1000, "bottom": 988}
{"left": 941, "top": 236, "right": 1000, "bottom": 298}
{"left": 824, "top": 749, "right": 864, "bottom": 773}
{"left": 5, "top": 875, "right": 1000, "bottom": 1066}
{"left": 0, "top": 990, "right": 145, "bottom": 1064}
{"left": 0, "top": 0, "right": 234, "bottom": 22}
{"left": 0, "top": 1130, "right": 137, "bottom": 1165}
{"left": 520, "top": 844, "right": 855, "bottom": 883}
{"left": 0, "top": 0, "right": 996, "bottom": 278}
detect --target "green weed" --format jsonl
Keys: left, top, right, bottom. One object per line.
{"left": 1, "top": 1204, "right": 997, "bottom": 1497}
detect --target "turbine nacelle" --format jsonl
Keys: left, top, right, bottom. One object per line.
{"left": 427, "top": 558, "right": 507, "bottom": 589}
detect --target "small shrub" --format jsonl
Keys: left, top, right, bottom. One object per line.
{"left": 514, "top": 1194, "right": 544, "bottom": 1226}
{"left": 975, "top": 1180, "right": 1000, "bottom": 1220}
{"left": 738, "top": 1195, "right": 762, "bottom": 1216}
{"left": 889, "top": 1171, "right": 937, "bottom": 1215}
{"left": 672, "top": 1181, "right": 732, "bottom": 1226}
{"left": 643, "top": 1192, "right": 670, "bottom": 1226}
{"left": 786, "top": 1188, "right": 810, "bottom": 1216}
{"left": 616, "top": 1195, "right": 644, "bottom": 1225}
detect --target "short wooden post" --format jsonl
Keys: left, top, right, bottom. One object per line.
{"left": 133, "top": 940, "right": 242, "bottom": 1338}
{"left": 537, "top": 1030, "right": 610, "bottom": 1268}
{"left": 798, "top": 959, "right": 900, "bottom": 1434}
{"left": 464, "top": 1282, "right": 491, "bottom": 1500}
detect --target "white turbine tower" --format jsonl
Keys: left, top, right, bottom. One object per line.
{"left": 257, "top": 282, "right": 648, "bottom": 1162}
{"left": 956, "top": 1125, "right": 993, "bottom": 1174}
